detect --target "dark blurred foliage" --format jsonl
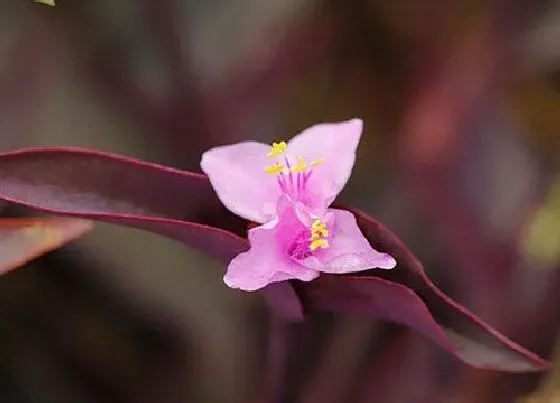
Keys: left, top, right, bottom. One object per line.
{"left": 0, "top": 0, "right": 559, "bottom": 402}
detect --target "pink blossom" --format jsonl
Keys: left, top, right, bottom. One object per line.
{"left": 201, "top": 118, "right": 396, "bottom": 291}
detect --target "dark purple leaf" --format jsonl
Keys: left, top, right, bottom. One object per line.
{"left": 0, "top": 147, "right": 303, "bottom": 320}
{"left": 262, "top": 282, "right": 304, "bottom": 322}
{"left": 296, "top": 207, "right": 550, "bottom": 372}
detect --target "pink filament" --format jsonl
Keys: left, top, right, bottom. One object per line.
{"left": 275, "top": 155, "right": 315, "bottom": 201}
{"left": 277, "top": 176, "right": 287, "bottom": 193}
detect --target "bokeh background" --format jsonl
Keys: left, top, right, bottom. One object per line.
{"left": 0, "top": 0, "right": 559, "bottom": 402}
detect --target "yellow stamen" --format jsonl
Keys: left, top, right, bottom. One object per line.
{"left": 310, "top": 219, "right": 329, "bottom": 250}
{"left": 310, "top": 158, "right": 325, "bottom": 167}
{"left": 310, "top": 238, "right": 329, "bottom": 251}
{"left": 291, "top": 156, "right": 307, "bottom": 173}
{"left": 311, "top": 219, "right": 329, "bottom": 237}
{"left": 267, "top": 141, "right": 287, "bottom": 157}
{"left": 311, "top": 232, "right": 320, "bottom": 240}
{"left": 265, "top": 163, "right": 284, "bottom": 175}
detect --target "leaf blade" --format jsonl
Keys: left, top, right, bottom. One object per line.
{"left": 0, "top": 147, "right": 247, "bottom": 261}
{"left": 0, "top": 218, "right": 92, "bottom": 275}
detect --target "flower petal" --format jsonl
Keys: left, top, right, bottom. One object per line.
{"left": 201, "top": 141, "right": 281, "bottom": 223}
{"left": 287, "top": 118, "right": 363, "bottom": 209}
{"left": 224, "top": 198, "right": 320, "bottom": 291}
{"left": 224, "top": 220, "right": 319, "bottom": 291}
{"left": 315, "top": 209, "right": 396, "bottom": 273}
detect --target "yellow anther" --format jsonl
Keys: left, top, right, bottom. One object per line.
{"left": 291, "top": 156, "right": 308, "bottom": 173}
{"left": 311, "top": 232, "right": 324, "bottom": 241}
{"left": 310, "top": 158, "right": 325, "bottom": 167}
{"left": 265, "top": 163, "right": 285, "bottom": 175}
{"left": 311, "top": 219, "right": 329, "bottom": 237}
{"left": 310, "top": 219, "right": 329, "bottom": 250}
{"left": 310, "top": 238, "right": 329, "bottom": 251}
{"left": 267, "top": 141, "right": 287, "bottom": 157}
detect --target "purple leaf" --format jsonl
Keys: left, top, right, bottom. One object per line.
{"left": 262, "top": 282, "right": 304, "bottom": 322}
{"left": 0, "top": 147, "right": 303, "bottom": 320}
{"left": 296, "top": 207, "right": 550, "bottom": 372}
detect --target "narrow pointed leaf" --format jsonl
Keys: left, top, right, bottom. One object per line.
{"left": 0, "top": 218, "right": 92, "bottom": 275}
{"left": 297, "top": 207, "right": 550, "bottom": 372}
{"left": 0, "top": 147, "right": 303, "bottom": 320}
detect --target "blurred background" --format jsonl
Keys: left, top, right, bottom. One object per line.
{"left": 0, "top": 0, "right": 559, "bottom": 402}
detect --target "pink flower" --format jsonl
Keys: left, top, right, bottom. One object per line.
{"left": 201, "top": 118, "right": 396, "bottom": 291}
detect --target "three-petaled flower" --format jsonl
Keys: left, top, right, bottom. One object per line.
{"left": 201, "top": 118, "right": 396, "bottom": 291}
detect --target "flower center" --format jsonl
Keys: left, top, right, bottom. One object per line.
{"left": 266, "top": 141, "right": 330, "bottom": 259}
{"left": 264, "top": 140, "right": 325, "bottom": 202}
{"left": 286, "top": 218, "right": 330, "bottom": 261}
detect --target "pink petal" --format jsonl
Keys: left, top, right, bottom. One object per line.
{"left": 224, "top": 201, "right": 319, "bottom": 291}
{"left": 201, "top": 142, "right": 281, "bottom": 223}
{"left": 288, "top": 118, "right": 363, "bottom": 209}
{"left": 315, "top": 209, "right": 396, "bottom": 273}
